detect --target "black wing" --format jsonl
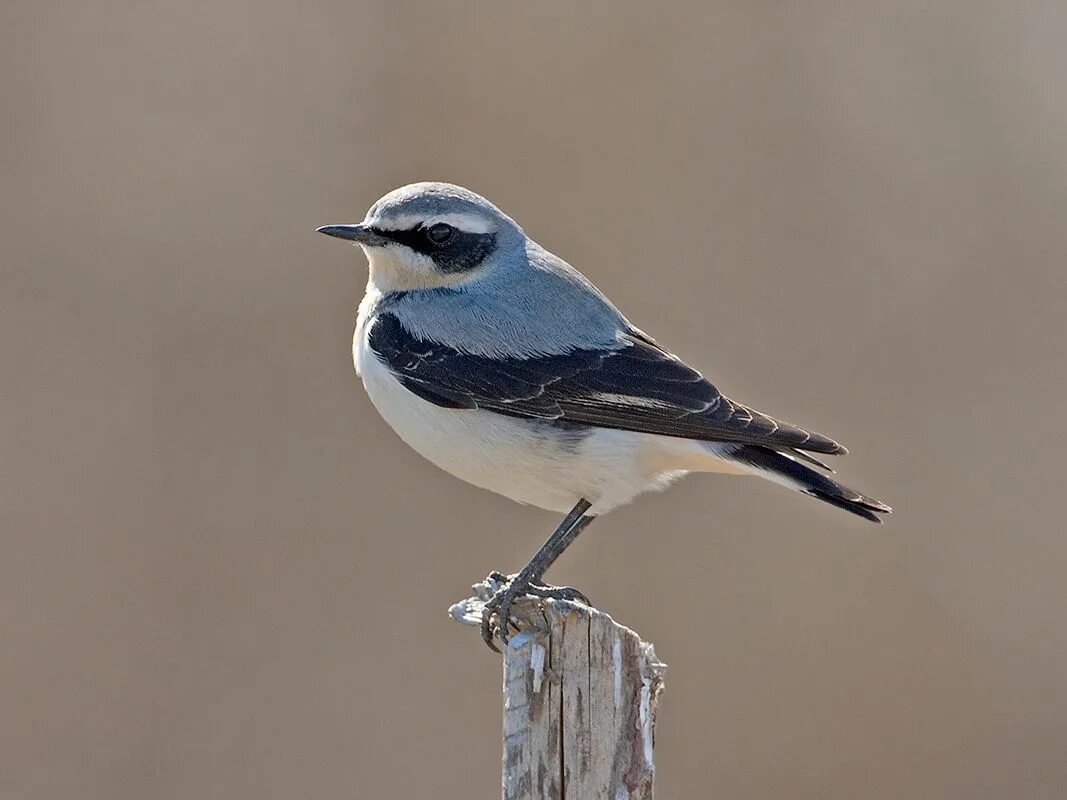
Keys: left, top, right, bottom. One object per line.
{"left": 368, "top": 314, "right": 846, "bottom": 455}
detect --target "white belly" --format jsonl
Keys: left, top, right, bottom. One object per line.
{"left": 354, "top": 327, "right": 744, "bottom": 515}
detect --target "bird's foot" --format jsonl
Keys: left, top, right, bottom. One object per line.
{"left": 481, "top": 571, "right": 592, "bottom": 652}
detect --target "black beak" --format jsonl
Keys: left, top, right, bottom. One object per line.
{"left": 316, "top": 224, "right": 390, "bottom": 246}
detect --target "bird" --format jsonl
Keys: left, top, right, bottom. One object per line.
{"left": 317, "top": 182, "right": 890, "bottom": 651}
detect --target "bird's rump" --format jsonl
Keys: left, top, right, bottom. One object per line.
{"left": 368, "top": 313, "right": 846, "bottom": 455}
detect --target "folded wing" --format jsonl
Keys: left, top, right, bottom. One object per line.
{"left": 369, "top": 313, "right": 846, "bottom": 455}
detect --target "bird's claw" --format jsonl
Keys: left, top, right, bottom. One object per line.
{"left": 480, "top": 579, "right": 520, "bottom": 653}
{"left": 479, "top": 572, "right": 592, "bottom": 653}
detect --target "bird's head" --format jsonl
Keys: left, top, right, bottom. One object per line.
{"left": 317, "top": 182, "right": 525, "bottom": 292}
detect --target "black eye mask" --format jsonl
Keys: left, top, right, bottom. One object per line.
{"left": 371, "top": 225, "right": 497, "bottom": 273}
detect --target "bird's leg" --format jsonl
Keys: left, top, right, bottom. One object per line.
{"left": 481, "top": 498, "right": 596, "bottom": 651}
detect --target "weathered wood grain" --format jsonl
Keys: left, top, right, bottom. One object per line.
{"left": 452, "top": 579, "right": 666, "bottom": 799}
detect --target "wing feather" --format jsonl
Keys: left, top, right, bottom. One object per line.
{"left": 368, "top": 313, "right": 846, "bottom": 455}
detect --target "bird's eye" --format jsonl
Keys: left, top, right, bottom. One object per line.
{"left": 426, "top": 223, "right": 455, "bottom": 245}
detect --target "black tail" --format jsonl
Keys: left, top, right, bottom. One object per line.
{"left": 727, "top": 445, "right": 892, "bottom": 523}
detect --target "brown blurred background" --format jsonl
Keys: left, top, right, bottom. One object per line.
{"left": 2, "top": 2, "right": 1065, "bottom": 798}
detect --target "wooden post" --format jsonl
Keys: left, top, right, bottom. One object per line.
{"left": 451, "top": 576, "right": 667, "bottom": 800}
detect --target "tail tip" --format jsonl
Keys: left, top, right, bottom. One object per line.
{"left": 805, "top": 489, "right": 892, "bottom": 523}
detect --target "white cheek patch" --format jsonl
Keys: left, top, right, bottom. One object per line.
{"left": 365, "top": 246, "right": 469, "bottom": 292}
{"left": 365, "top": 246, "right": 430, "bottom": 285}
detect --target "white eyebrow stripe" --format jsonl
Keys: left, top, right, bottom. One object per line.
{"left": 366, "top": 211, "right": 495, "bottom": 235}
{"left": 426, "top": 212, "right": 495, "bottom": 234}
{"left": 363, "top": 212, "right": 420, "bottom": 230}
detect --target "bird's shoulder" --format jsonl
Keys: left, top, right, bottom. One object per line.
{"left": 365, "top": 254, "right": 626, "bottom": 358}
